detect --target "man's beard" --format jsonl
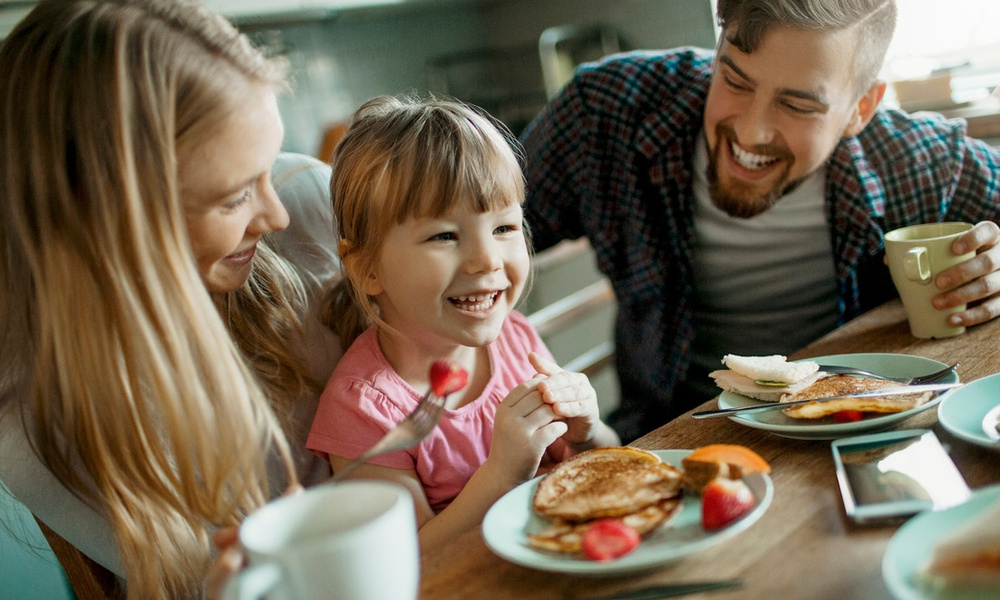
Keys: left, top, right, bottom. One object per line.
{"left": 705, "top": 127, "right": 803, "bottom": 219}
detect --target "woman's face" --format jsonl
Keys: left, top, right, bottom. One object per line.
{"left": 179, "top": 83, "right": 288, "bottom": 293}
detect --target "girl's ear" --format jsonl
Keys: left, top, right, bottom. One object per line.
{"left": 360, "top": 271, "right": 383, "bottom": 296}
{"left": 340, "top": 240, "right": 384, "bottom": 297}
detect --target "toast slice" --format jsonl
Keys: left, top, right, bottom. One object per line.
{"left": 532, "top": 447, "right": 682, "bottom": 521}
{"left": 779, "top": 375, "right": 932, "bottom": 419}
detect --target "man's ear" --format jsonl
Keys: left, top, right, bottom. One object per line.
{"left": 844, "top": 80, "right": 887, "bottom": 138}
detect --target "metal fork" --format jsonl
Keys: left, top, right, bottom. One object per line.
{"left": 815, "top": 362, "right": 959, "bottom": 385}
{"left": 329, "top": 390, "right": 446, "bottom": 483}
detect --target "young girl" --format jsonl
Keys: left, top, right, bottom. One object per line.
{"left": 307, "top": 96, "right": 619, "bottom": 549}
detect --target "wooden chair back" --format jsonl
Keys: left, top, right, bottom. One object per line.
{"left": 526, "top": 239, "right": 616, "bottom": 378}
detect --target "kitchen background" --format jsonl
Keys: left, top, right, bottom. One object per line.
{"left": 222, "top": 0, "right": 717, "bottom": 155}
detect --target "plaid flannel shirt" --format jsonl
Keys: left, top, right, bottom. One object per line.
{"left": 521, "top": 47, "right": 1000, "bottom": 442}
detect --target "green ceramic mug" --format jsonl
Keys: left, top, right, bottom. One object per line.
{"left": 885, "top": 222, "right": 975, "bottom": 339}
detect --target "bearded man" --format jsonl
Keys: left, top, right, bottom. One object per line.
{"left": 521, "top": 0, "right": 1000, "bottom": 442}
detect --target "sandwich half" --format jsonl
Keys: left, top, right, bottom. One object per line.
{"left": 710, "top": 354, "right": 829, "bottom": 402}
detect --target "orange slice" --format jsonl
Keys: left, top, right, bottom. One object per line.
{"left": 686, "top": 444, "right": 771, "bottom": 474}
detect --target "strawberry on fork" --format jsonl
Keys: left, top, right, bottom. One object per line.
{"left": 330, "top": 361, "right": 468, "bottom": 483}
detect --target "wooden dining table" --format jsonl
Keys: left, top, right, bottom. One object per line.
{"left": 419, "top": 299, "right": 999, "bottom": 599}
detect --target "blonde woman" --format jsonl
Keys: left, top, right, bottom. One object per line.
{"left": 0, "top": 1, "right": 341, "bottom": 598}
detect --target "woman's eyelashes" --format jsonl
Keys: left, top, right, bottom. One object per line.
{"left": 222, "top": 187, "right": 253, "bottom": 212}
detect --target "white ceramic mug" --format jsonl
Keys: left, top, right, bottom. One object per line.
{"left": 223, "top": 480, "right": 419, "bottom": 600}
{"left": 884, "top": 222, "right": 975, "bottom": 339}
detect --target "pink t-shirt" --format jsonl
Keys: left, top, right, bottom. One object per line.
{"left": 307, "top": 311, "right": 567, "bottom": 512}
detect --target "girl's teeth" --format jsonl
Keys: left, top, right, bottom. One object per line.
{"left": 451, "top": 293, "right": 497, "bottom": 312}
{"left": 731, "top": 141, "right": 779, "bottom": 170}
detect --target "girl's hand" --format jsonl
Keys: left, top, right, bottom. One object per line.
{"left": 530, "top": 352, "right": 621, "bottom": 449}
{"left": 204, "top": 484, "right": 304, "bottom": 599}
{"left": 488, "top": 378, "right": 567, "bottom": 486}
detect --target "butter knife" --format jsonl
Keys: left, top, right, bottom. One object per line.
{"left": 570, "top": 580, "right": 743, "bottom": 600}
{"left": 692, "top": 382, "right": 963, "bottom": 419}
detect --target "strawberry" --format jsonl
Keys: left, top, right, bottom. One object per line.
{"left": 429, "top": 361, "right": 469, "bottom": 397}
{"left": 832, "top": 410, "right": 864, "bottom": 423}
{"left": 580, "top": 519, "right": 640, "bottom": 561}
{"left": 701, "top": 477, "right": 754, "bottom": 531}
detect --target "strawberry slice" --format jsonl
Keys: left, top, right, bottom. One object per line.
{"left": 429, "top": 361, "right": 468, "bottom": 397}
{"left": 832, "top": 410, "right": 864, "bottom": 423}
{"left": 581, "top": 519, "right": 640, "bottom": 561}
{"left": 701, "top": 477, "right": 754, "bottom": 531}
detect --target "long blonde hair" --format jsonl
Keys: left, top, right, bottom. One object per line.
{"left": 325, "top": 96, "right": 528, "bottom": 347}
{"left": 0, "top": 0, "right": 314, "bottom": 597}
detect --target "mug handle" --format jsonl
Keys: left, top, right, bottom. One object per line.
{"left": 903, "top": 247, "right": 932, "bottom": 284}
{"left": 222, "top": 563, "right": 287, "bottom": 600}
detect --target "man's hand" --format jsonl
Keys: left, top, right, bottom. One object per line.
{"left": 933, "top": 220, "right": 1000, "bottom": 327}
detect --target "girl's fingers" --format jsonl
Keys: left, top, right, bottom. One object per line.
{"left": 550, "top": 400, "right": 587, "bottom": 418}
{"left": 498, "top": 380, "right": 542, "bottom": 413}
{"left": 528, "top": 352, "right": 561, "bottom": 376}
{"left": 540, "top": 377, "right": 593, "bottom": 404}
{"left": 536, "top": 420, "right": 569, "bottom": 446}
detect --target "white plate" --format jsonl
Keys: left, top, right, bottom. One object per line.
{"left": 883, "top": 485, "right": 1000, "bottom": 600}
{"left": 716, "top": 353, "right": 958, "bottom": 440}
{"left": 938, "top": 373, "right": 1000, "bottom": 450}
{"left": 481, "top": 449, "right": 773, "bottom": 576}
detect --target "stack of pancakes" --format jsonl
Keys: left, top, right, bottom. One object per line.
{"left": 527, "top": 447, "right": 683, "bottom": 554}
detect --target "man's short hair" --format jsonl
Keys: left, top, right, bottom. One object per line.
{"left": 716, "top": 0, "right": 897, "bottom": 95}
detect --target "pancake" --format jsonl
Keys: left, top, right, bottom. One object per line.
{"left": 779, "top": 375, "right": 932, "bottom": 419}
{"left": 527, "top": 498, "right": 683, "bottom": 554}
{"left": 527, "top": 447, "right": 684, "bottom": 555}
{"left": 532, "top": 446, "right": 682, "bottom": 521}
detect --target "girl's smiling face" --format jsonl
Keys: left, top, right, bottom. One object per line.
{"left": 365, "top": 201, "right": 530, "bottom": 355}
